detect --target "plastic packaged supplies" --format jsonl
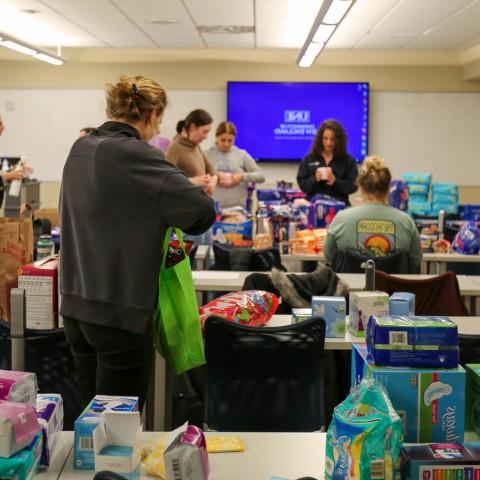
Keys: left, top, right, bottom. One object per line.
{"left": 402, "top": 172, "right": 432, "bottom": 184}
{"left": 0, "top": 433, "right": 42, "bottom": 480}
{"left": 460, "top": 204, "right": 480, "bottom": 221}
{"left": 199, "top": 290, "right": 279, "bottom": 333}
{"left": 389, "top": 179, "right": 409, "bottom": 211}
{"left": 325, "top": 379, "right": 403, "bottom": 480}
{"left": 452, "top": 221, "right": 480, "bottom": 254}
{"left": 35, "top": 394, "right": 63, "bottom": 468}
{"left": 308, "top": 194, "right": 346, "bottom": 228}
{"left": 0, "top": 370, "right": 37, "bottom": 407}
{"left": 366, "top": 315, "right": 459, "bottom": 368}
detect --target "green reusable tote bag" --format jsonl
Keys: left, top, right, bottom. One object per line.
{"left": 154, "top": 227, "right": 205, "bottom": 374}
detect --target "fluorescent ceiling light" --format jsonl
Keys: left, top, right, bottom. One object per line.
{"left": 323, "top": 0, "right": 353, "bottom": 25}
{"left": 298, "top": 56, "right": 315, "bottom": 68}
{"left": 305, "top": 42, "right": 324, "bottom": 58}
{"left": 313, "top": 24, "right": 336, "bottom": 43}
{"left": 34, "top": 52, "right": 63, "bottom": 65}
{"left": 0, "top": 40, "right": 36, "bottom": 55}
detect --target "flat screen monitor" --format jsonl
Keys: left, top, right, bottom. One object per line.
{"left": 227, "top": 81, "right": 369, "bottom": 163}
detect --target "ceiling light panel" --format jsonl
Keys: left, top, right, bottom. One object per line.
{"left": 372, "top": 0, "right": 472, "bottom": 36}
{"left": 256, "top": 0, "right": 324, "bottom": 48}
{"left": 184, "top": 0, "right": 253, "bottom": 26}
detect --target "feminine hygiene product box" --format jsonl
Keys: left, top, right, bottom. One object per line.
{"left": 348, "top": 291, "right": 389, "bottom": 337}
{"left": 0, "top": 370, "right": 37, "bottom": 406}
{"left": 366, "top": 315, "right": 458, "bottom": 368}
{"left": 388, "top": 292, "right": 415, "bottom": 316}
{"left": 465, "top": 364, "right": 480, "bottom": 435}
{"left": 311, "top": 296, "right": 346, "bottom": 338}
{"left": 18, "top": 257, "right": 58, "bottom": 329}
{"left": 351, "top": 344, "right": 465, "bottom": 443}
{"left": 73, "top": 395, "right": 138, "bottom": 470}
{"left": 93, "top": 412, "right": 142, "bottom": 480}
{"left": 35, "top": 394, "right": 63, "bottom": 468}
{"left": 291, "top": 308, "right": 312, "bottom": 324}
{"left": 401, "top": 443, "right": 480, "bottom": 480}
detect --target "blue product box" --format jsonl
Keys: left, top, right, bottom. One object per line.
{"left": 256, "top": 189, "right": 285, "bottom": 202}
{"left": 366, "top": 315, "right": 459, "bottom": 368}
{"left": 460, "top": 204, "right": 480, "bottom": 221}
{"left": 212, "top": 220, "right": 253, "bottom": 247}
{"left": 389, "top": 292, "right": 415, "bottom": 316}
{"left": 401, "top": 443, "right": 480, "bottom": 480}
{"left": 351, "top": 344, "right": 465, "bottom": 443}
{"left": 73, "top": 395, "right": 138, "bottom": 470}
{"left": 311, "top": 296, "right": 346, "bottom": 338}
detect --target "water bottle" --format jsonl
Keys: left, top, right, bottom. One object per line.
{"left": 8, "top": 157, "right": 26, "bottom": 197}
{"left": 37, "top": 235, "right": 55, "bottom": 260}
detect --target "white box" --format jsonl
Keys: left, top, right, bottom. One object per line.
{"left": 348, "top": 291, "right": 389, "bottom": 336}
{"left": 93, "top": 411, "right": 141, "bottom": 480}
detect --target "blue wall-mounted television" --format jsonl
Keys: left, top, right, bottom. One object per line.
{"left": 227, "top": 81, "right": 369, "bottom": 163}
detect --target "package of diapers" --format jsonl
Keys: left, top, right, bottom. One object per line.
{"left": 0, "top": 400, "right": 41, "bottom": 457}
{"left": 325, "top": 378, "right": 403, "bottom": 480}
{"left": 0, "top": 370, "right": 37, "bottom": 406}
{"left": 35, "top": 394, "right": 63, "bottom": 467}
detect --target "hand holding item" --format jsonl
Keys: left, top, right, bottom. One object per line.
{"left": 205, "top": 173, "right": 218, "bottom": 195}
{"left": 326, "top": 169, "right": 336, "bottom": 186}
{"left": 3, "top": 167, "right": 25, "bottom": 181}
{"left": 190, "top": 174, "right": 210, "bottom": 188}
{"left": 218, "top": 171, "right": 233, "bottom": 187}
{"left": 315, "top": 166, "right": 332, "bottom": 182}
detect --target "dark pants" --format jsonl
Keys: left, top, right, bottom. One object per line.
{"left": 63, "top": 317, "right": 154, "bottom": 412}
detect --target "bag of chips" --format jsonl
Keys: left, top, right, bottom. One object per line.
{"left": 199, "top": 290, "right": 279, "bottom": 333}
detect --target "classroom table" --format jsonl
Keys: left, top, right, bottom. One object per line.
{"left": 57, "top": 431, "right": 326, "bottom": 480}
{"left": 37, "top": 432, "right": 74, "bottom": 480}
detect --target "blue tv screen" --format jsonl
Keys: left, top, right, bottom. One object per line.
{"left": 227, "top": 81, "right": 369, "bottom": 163}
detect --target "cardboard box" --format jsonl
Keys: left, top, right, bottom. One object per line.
{"left": 389, "top": 292, "right": 415, "bottom": 316}
{"left": 35, "top": 394, "right": 63, "bottom": 468}
{"left": 73, "top": 395, "right": 138, "bottom": 470}
{"left": 312, "top": 296, "right": 346, "bottom": 338}
{"left": 401, "top": 443, "right": 480, "bottom": 480}
{"left": 291, "top": 308, "right": 312, "bottom": 324}
{"left": 366, "top": 315, "right": 459, "bottom": 368}
{"left": 93, "top": 411, "right": 141, "bottom": 480}
{"left": 18, "top": 257, "right": 58, "bottom": 329}
{"left": 349, "top": 291, "right": 389, "bottom": 337}
{"left": 34, "top": 208, "right": 59, "bottom": 227}
{"left": 465, "top": 364, "right": 480, "bottom": 435}
{"left": 351, "top": 344, "right": 465, "bottom": 443}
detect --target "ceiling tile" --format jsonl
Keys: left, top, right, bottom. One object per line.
{"left": 202, "top": 32, "right": 254, "bottom": 48}
{"left": 184, "top": 0, "right": 254, "bottom": 26}
{"left": 355, "top": 33, "right": 417, "bottom": 49}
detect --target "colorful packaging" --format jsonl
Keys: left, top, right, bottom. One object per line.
{"left": 389, "top": 179, "right": 409, "bottom": 211}
{"left": 0, "top": 370, "right": 37, "bottom": 406}
{"left": 366, "top": 315, "right": 459, "bottom": 368}
{"left": 348, "top": 291, "right": 389, "bottom": 337}
{"left": 256, "top": 189, "right": 285, "bottom": 202}
{"left": 73, "top": 395, "right": 138, "bottom": 470}
{"left": 291, "top": 308, "right": 312, "bottom": 324}
{"left": 35, "top": 394, "right": 63, "bottom": 468}
{"left": 311, "top": 296, "right": 346, "bottom": 338}
{"left": 199, "top": 290, "right": 279, "bottom": 333}
{"left": 0, "top": 400, "right": 41, "bottom": 457}
{"left": 212, "top": 220, "right": 253, "bottom": 247}
{"left": 408, "top": 199, "right": 432, "bottom": 216}
{"left": 308, "top": 194, "right": 345, "bottom": 228}
{"left": 325, "top": 379, "right": 403, "bottom": 480}
{"left": 164, "top": 423, "right": 209, "bottom": 480}
{"left": 465, "top": 364, "right": 480, "bottom": 435}
{"left": 402, "top": 172, "right": 432, "bottom": 184}
{"left": 453, "top": 221, "right": 480, "bottom": 254}
{"left": 389, "top": 292, "right": 415, "bottom": 316}
{"left": 431, "top": 183, "right": 459, "bottom": 195}
{"left": 407, "top": 182, "right": 430, "bottom": 196}
{"left": 460, "top": 204, "right": 480, "bottom": 221}
{"left": 401, "top": 443, "right": 480, "bottom": 480}
{"left": 351, "top": 344, "right": 465, "bottom": 443}
{"left": 0, "top": 433, "right": 42, "bottom": 480}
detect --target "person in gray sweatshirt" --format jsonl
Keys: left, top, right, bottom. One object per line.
{"left": 206, "top": 121, "right": 265, "bottom": 209}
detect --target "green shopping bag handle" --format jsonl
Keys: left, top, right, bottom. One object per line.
{"left": 161, "top": 227, "right": 187, "bottom": 269}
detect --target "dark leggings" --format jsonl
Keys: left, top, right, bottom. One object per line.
{"left": 63, "top": 317, "right": 154, "bottom": 411}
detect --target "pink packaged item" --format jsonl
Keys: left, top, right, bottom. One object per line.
{"left": 0, "top": 400, "right": 41, "bottom": 457}
{"left": 164, "top": 423, "right": 209, "bottom": 480}
{"left": 0, "top": 370, "right": 37, "bottom": 406}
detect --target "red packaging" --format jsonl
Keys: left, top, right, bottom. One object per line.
{"left": 165, "top": 240, "right": 194, "bottom": 267}
{"left": 199, "top": 290, "right": 279, "bottom": 334}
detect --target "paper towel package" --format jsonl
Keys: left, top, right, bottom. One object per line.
{"left": 0, "top": 370, "right": 37, "bottom": 406}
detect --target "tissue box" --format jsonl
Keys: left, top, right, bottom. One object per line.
{"left": 366, "top": 315, "right": 458, "bottom": 368}
{"left": 389, "top": 292, "right": 415, "bottom": 316}
{"left": 212, "top": 220, "right": 253, "bottom": 247}
{"left": 74, "top": 395, "right": 138, "bottom": 470}
{"left": 35, "top": 394, "right": 63, "bottom": 468}
{"left": 0, "top": 370, "right": 37, "bottom": 406}
{"left": 0, "top": 400, "right": 41, "bottom": 458}
{"left": 93, "top": 411, "right": 141, "bottom": 480}
{"left": 18, "top": 257, "right": 58, "bottom": 329}
{"left": 0, "top": 433, "right": 42, "bottom": 480}
{"left": 465, "top": 364, "right": 480, "bottom": 435}
{"left": 352, "top": 344, "right": 465, "bottom": 443}
{"left": 291, "top": 308, "right": 312, "bottom": 324}
{"left": 311, "top": 296, "right": 346, "bottom": 338}
{"left": 348, "top": 291, "right": 389, "bottom": 337}
{"left": 401, "top": 443, "right": 480, "bottom": 480}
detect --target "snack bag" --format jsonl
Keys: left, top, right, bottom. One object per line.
{"left": 452, "top": 221, "right": 480, "bottom": 254}
{"left": 165, "top": 239, "right": 194, "bottom": 267}
{"left": 325, "top": 379, "right": 403, "bottom": 480}
{"left": 199, "top": 290, "right": 279, "bottom": 333}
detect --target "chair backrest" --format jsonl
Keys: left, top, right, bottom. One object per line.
{"left": 374, "top": 270, "right": 470, "bottom": 316}
{"left": 331, "top": 248, "right": 413, "bottom": 274}
{"left": 204, "top": 315, "right": 326, "bottom": 431}
{"left": 459, "top": 334, "right": 480, "bottom": 365}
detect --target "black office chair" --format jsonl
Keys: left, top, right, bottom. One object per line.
{"left": 459, "top": 334, "right": 480, "bottom": 365}
{"left": 204, "top": 315, "right": 326, "bottom": 432}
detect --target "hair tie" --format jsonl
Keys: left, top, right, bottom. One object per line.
{"left": 131, "top": 83, "right": 138, "bottom": 101}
